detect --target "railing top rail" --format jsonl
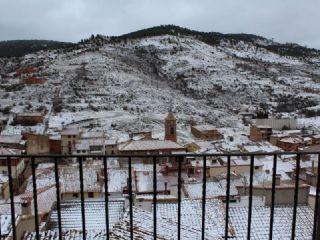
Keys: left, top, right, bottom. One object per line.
{"left": 0, "top": 151, "right": 318, "bottom": 158}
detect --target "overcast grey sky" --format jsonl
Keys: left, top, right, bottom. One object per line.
{"left": 0, "top": 0, "right": 319, "bottom": 48}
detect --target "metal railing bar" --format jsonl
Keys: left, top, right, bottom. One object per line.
{"left": 7, "top": 157, "right": 17, "bottom": 240}
{"left": 247, "top": 155, "right": 254, "bottom": 240}
{"left": 78, "top": 156, "right": 86, "bottom": 240}
{"left": 0, "top": 151, "right": 316, "bottom": 239}
{"left": 312, "top": 154, "right": 320, "bottom": 240}
{"left": 153, "top": 156, "right": 157, "bottom": 240}
{"left": 177, "top": 156, "right": 182, "bottom": 240}
{"left": 269, "top": 154, "right": 278, "bottom": 240}
{"left": 31, "top": 157, "right": 40, "bottom": 240}
{"left": 128, "top": 156, "right": 133, "bottom": 240}
{"left": 103, "top": 156, "right": 110, "bottom": 240}
{"left": 54, "top": 157, "right": 62, "bottom": 240}
{"left": 225, "top": 155, "right": 231, "bottom": 240}
{"left": 291, "top": 153, "right": 301, "bottom": 240}
{"left": 201, "top": 156, "right": 207, "bottom": 240}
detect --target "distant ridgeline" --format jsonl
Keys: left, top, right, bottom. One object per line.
{"left": 0, "top": 40, "right": 73, "bottom": 58}
{"left": 108, "top": 25, "right": 320, "bottom": 58}
{"left": 1, "top": 25, "right": 319, "bottom": 58}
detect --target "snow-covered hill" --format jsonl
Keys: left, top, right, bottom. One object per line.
{"left": 1, "top": 26, "right": 320, "bottom": 139}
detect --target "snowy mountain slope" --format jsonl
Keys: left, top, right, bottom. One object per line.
{"left": 0, "top": 26, "right": 320, "bottom": 138}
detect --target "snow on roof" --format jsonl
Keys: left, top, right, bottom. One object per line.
{"left": 75, "top": 139, "right": 90, "bottom": 151}
{"left": 156, "top": 199, "right": 227, "bottom": 239}
{"left": 135, "top": 170, "right": 174, "bottom": 193}
{"left": 61, "top": 128, "right": 79, "bottom": 136}
{"left": 0, "top": 148, "right": 22, "bottom": 155}
{"left": 303, "top": 144, "right": 320, "bottom": 152}
{"left": 190, "top": 140, "right": 212, "bottom": 148}
{"left": 16, "top": 113, "right": 43, "bottom": 117}
{"left": 303, "top": 137, "right": 312, "bottom": 141}
{"left": 49, "top": 135, "right": 61, "bottom": 141}
{"left": 0, "top": 173, "right": 8, "bottom": 184}
{"left": 256, "top": 125, "right": 272, "bottom": 129}
{"left": 120, "top": 140, "right": 184, "bottom": 151}
{"left": 185, "top": 181, "right": 238, "bottom": 199}
{"left": 192, "top": 125, "right": 217, "bottom": 132}
{"left": 1, "top": 214, "right": 15, "bottom": 237}
{"left": 80, "top": 131, "right": 105, "bottom": 139}
{"left": 24, "top": 230, "right": 108, "bottom": 240}
{"left": 270, "top": 133, "right": 289, "bottom": 138}
{"left": 0, "top": 185, "right": 56, "bottom": 216}
{"left": 25, "top": 163, "right": 102, "bottom": 194}
{"left": 233, "top": 157, "right": 264, "bottom": 167}
{"left": 0, "top": 135, "right": 22, "bottom": 144}
{"left": 312, "top": 134, "right": 320, "bottom": 139}
{"left": 242, "top": 143, "right": 280, "bottom": 153}
{"left": 229, "top": 205, "right": 314, "bottom": 239}
{"left": 259, "top": 157, "right": 293, "bottom": 181}
{"left": 105, "top": 168, "right": 130, "bottom": 193}
{"left": 283, "top": 130, "right": 301, "bottom": 134}
{"left": 110, "top": 206, "right": 219, "bottom": 240}
{"left": 28, "top": 203, "right": 213, "bottom": 240}
{"left": 132, "top": 134, "right": 145, "bottom": 141}
{"left": 190, "top": 159, "right": 222, "bottom": 167}
{"left": 188, "top": 140, "right": 218, "bottom": 153}
{"left": 48, "top": 199, "right": 124, "bottom": 232}
{"left": 104, "top": 139, "right": 117, "bottom": 145}
{"left": 88, "top": 138, "right": 105, "bottom": 147}
{"left": 279, "top": 137, "right": 303, "bottom": 144}
{"left": 136, "top": 194, "right": 177, "bottom": 201}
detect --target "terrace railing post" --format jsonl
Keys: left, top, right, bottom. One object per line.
{"left": 201, "top": 156, "right": 207, "bottom": 240}
{"left": 153, "top": 156, "right": 157, "bottom": 240}
{"left": 128, "top": 156, "right": 133, "bottom": 240}
{"left": 54, "top": 157, "right": 62, "bottom": 240}
{"left": 31, "top": 157, "right": 40, "bottom": 240}
{"left": 103, "top": 156, "right": 110, "bottom": 240}
{"left": 247, "top": 155, "right": 254, "bottom": 240}
{"left": 7, "top": 157, "right": 17, "bottom": 240}
{"left": 313, "top": 154, "right": 320, "bottom": 240}
{"left": 269, "top": 154, "right": 278, "bottom": 240}
{"left": 317, "top": 197, "right": 320, "bottom": 240}
{"left": 225, "top": 155, "right": 231, "bottom": 240}
{"left": 291, "top": 153, "right": 301, "bottom": 240}
{"left": 177, "top": 156, "right": 182, "bottom": 240}
{"left": 78, "top": 156, "right": 86, "bottom": 240}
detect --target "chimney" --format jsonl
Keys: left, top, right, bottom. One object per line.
{"left": 21, "top": 200, "right": 32, "bottom": 216}
{"left": 312, "top": 160, "right": 315, "bottom": 174}
{"left": 97, "top": 172, "right": 100, "bottom": 183}
{"left": 275, "top": 174, "right": 281, "bottom": 186}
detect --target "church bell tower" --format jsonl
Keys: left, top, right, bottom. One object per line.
{"left": 165, "top": 112, "right": 177, "bottom": 142}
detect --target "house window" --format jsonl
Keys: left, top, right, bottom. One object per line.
{"left": 255, "top": 166, "right": 260, "bottom": 170}
{"left": 72, "top": 193, "right": 79, "bottom": 198}
{"left": 88, "top": 192, "right": 94, "bottom": 198}
{"left": 170, "top": 127, "right": 174, "bottom": 134}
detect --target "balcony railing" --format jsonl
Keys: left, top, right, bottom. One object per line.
{"left": 1, "top": 151, "right": 320, "bottom": 240}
